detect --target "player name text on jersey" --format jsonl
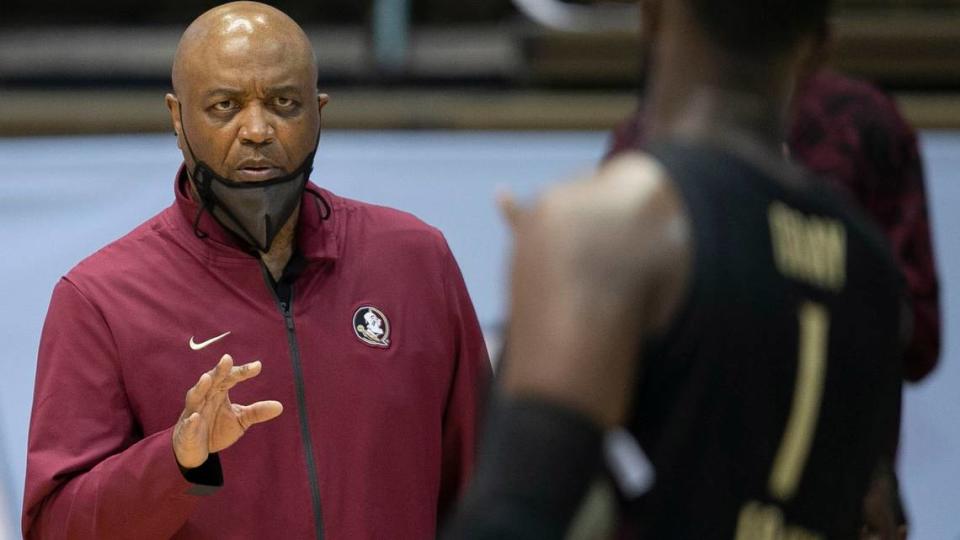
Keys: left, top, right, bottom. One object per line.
{"left": 768, "top": 202, "right": 846, "bottom": 291}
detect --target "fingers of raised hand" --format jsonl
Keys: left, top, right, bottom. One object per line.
{"left": 183, "top": 372, "right": 213, "bottom": 417}
{"left": 182, "top": 354, "right": 231, "bottom": 411}
{"left": 203, "top": 355, "right": 263, "bottom": 393}
{"left": 181, "top": 356, "right": 266, "bottom": 429}
{"left": 226, "top": 360, "right": 263, "bottom": 387}
{"left": 208, "top": 354, "right": 235, "bottom": 389}
{"left": 182, "top": 355, "right": 239, "bottom": 417}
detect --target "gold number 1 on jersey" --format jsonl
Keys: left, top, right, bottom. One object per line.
{"left": 734, "top": 302, "right": 830, "bottom": 539}
{"left": 769, "top": 301, "right": 830, "bottom": 501}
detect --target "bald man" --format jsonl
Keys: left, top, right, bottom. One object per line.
{"left": 22, "top": 3, "right": 490, "bottom": 539}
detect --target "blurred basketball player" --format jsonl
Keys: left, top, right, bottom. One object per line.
{"left": 606, "top": 20, "right": 940, "bottom": 387}
{"left": 445, "top": 0, "right": 905, "bottom": 538}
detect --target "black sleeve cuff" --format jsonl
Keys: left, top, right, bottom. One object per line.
{"left": 179, "top": 453, "right": 224, "bottom": 496}
{"left": 444, "top": 396, "right": 604, "bottom": 539}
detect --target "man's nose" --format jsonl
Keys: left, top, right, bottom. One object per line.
{"left": 238, "top": 104, "right": 274, "bottom": 146}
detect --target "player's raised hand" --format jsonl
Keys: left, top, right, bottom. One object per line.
{"left": 496, "top": 188, "right": 524, "bottom": 233}
{"left": 173, "top": 354, "right": 283, "bottom": 469}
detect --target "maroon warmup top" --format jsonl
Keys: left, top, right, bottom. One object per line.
{"left": 23, "top": 171, "right": 491, "bottom": 539}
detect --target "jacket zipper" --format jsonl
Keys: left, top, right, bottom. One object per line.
{"left": 263, "top": 265, "right": 324, "bottom": 540}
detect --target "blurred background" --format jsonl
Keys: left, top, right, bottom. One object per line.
{"left": 1, "top": 0, "right": 958, "bottom": 538}
{"left": 6, "top": 0, "right": 960, "bottom": 133}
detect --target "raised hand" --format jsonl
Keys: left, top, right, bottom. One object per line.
{"left": 173, "top": 354, "right": 284, "bottom": 469}
{"left": 496, "top": 188, "right": 524, "bottom": 233}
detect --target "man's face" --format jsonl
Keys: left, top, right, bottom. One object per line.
{"left": 167, "top": 15, "right": 326, "bottom": 182}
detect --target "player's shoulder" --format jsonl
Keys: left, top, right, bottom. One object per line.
{"left": 535, "top": 151, "right": 662, "bottom": 215}
{"left": 524, "top": 151, "right": 690, "bottom": 280}
{"left": 537, "top": 151, "right": 683, "bottom": 240}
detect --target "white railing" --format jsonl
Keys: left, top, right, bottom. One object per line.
{"left": 511, "top": 0, "right": 639, "bottom": 32}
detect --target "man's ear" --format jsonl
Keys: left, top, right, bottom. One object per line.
{"left": 317, "top": 93, "right": 330, "bottom": 113}
{"left": 165, "top": 93, "right": 184, "bottom": 151}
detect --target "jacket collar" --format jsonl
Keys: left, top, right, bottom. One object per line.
{"left": 172, "top": 164, "right": 341, "bottom": 263}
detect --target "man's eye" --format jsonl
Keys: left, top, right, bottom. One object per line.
{"left": 274, "top": 97, "right": 295, "bottom": 108}
{"left": 213, "top": 100, "right": 236, "bottom": 111}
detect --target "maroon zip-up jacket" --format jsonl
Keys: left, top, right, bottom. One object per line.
{"left": 23, "top": 172, "right": 491, "bottom": 539}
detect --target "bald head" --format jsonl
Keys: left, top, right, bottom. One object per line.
{"left": 172, "top": 1, "right": 316, "bottom": 97}
{"left": 166, "top": 1, "right": 328, "bottom": 185}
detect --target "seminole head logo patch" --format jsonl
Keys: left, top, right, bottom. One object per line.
{"left": 353, "top": 306, "right": 391, "bottom": 348}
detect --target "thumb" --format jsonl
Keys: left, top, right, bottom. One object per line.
{"left": 496, "top": 188, "right": 523, "bottom": 232}
{"left": 236, "top": 400, "right": 284, "bottom": 430}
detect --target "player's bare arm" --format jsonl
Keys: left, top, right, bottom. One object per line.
{"left": 501, "top": 152, "right": 692, "bottom": 427}
{"left": 173, "top": 354, "right": 284, "bottom": 469}
{"left": 443, "top": 153, "right": 692, "bottom": 539}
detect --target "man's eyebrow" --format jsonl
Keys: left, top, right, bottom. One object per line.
{"left": 203, "top": 87, "right": 244, "bottom": 100}
{"left": 201, "top": 85, "right": 305, "bottom": 100}
{"left": 266, "top": 85, "right": 305, "bottom": 96}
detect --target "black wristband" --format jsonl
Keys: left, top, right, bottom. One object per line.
{"left": 445, "top": 396, "right": 604, "bottom": 539}
{"left": 179, "top": 453, "right": 224, "bottom": 496}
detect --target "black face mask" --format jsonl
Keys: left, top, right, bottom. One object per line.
{"left": 179, "top": 107, "right": 321, "bottom": 253}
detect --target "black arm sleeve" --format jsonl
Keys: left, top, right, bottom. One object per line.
{"left": 443, "top": 396, "right": 603, "bottom": 539}
{"left": 179, "top": 453, "right": 224, "bottom": 496}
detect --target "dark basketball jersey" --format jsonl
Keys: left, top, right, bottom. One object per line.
{"left": 624, "top": 141, "right": 905, "bottom": 539}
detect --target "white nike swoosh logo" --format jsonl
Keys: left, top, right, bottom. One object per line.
{"left": 189, "top": 331, "right": 231, "bottom": 351}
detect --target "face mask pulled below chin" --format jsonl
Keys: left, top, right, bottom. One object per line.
{"left": 194, "top": 161, "right": 310, "bottom": 252}
{"left": 179, "top": 109, "right": 320, "bottom": 253}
